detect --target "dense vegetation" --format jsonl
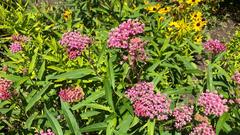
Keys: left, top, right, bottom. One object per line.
{"left": 0, "top": 0, "right": 239, "bottom": 134}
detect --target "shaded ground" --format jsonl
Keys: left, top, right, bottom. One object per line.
{"left": 208, "top": 0, "right": 240, "bottom": 43}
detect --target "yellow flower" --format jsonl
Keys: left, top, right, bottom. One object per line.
{"left": 191, "top": 11, "right": 202, "bottom": 21}
{"left": 192, "top": 18, "right": 207, "bottom": 32}
{"left": 187, "top": 0, "right": 202, "bottom": 6}
{"left": 194, "top": 34, "right": 203, "bottom": 43}
{"left": 169, "top": 21, "right": 179, "bottom": 28}
{"left": 159, "top": 16, "right": 164, "bottom": 22}
{"left": 169, "top": 20, "right": 190, "bottom": 36}
{"left": 193, "top": 21, "right": 203, "bottom": 31}
{"left": 158, "top": 6, "right": 171, "bottom": 14}
{"left": 145, "top": 3, "right": 161, "bottom": 13}
{"left": 63, "top": 9, "right": 72, "bottom": 21}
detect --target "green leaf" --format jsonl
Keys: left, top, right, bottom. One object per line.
{"left": 47, "top": 66, "right": 65, "bottom": 72}
{"left": 61, "top": 101, "right": 81, "bottom": 135}
{"left": 28, "top": 48, "right": 38, "bottom": 74}
{"left": 84, "top": 103, "right": 112, "bottom": 112}
{"left": 38, "top": 61, "right": 45, "bottom": 80}
{"left": 206, "top": 61, "right": 214, "bottom": 91}
{"left": 222, "top": 123, "right": 232, "bottom": 133}
{"left": 44, "top": 106, "right": 63, "bottom": 135}
{"left": 147, "top": 119, "right": 155, "bottom": 135}
{"left": 79, "top": 122, "right": 107, "bottom": 133}
{"left": 107, "top": 55, "right": 115, "bottom": 89}
{"left": 24, "top": 112, "right": 38, "bottom": 129}
{"left": 48, "top": 68, "right": 95, "bottom": 80}
{"left": 216, "top": 113, "right": 230, "bottom": 135}
{"left": 0, "top": 104, "right": 15, "bottom": 114}
{"left": 0, "top": 71, "right": 25, "bottom": 82}
{"left": 104, "top": 78, "right": 115, "bottom": 111}
{"left": 80, "top": 111, "right": 101, "bottom": 119}
{"left": 42, "top": 55, "right": 59, "bottom": 62}
{"left": 72, "top": 90, "right": 105, "bottom": 110}
{"left": 25, "top": 83, "right": 51, "bottom": 112}
{"left": 160, "top": 38, "right": 170, "bottom": 52}
{"left": 117, "top": 114, "right": 133, "bottom": 134}
{"left": 106, "top": 116, "right": 117, "bottom": 135}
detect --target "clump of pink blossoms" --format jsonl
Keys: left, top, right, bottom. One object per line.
{"left": 60, "top": 31, "right": 91, "bottom": 60}
{"left": 189, "top": 122, "right": 216, "bottom": 135}
{"left": 203, "top": 39, "right": 226, "bottom": 54}
{"left": 108, "top": 19, "right": 144, "bottom": 48}
{"left": 10, "top": 42, "right": 22, "bottom": 53}
{"left": 12, "top": 34, "right": 30, "bottom": 43}
{"left": 173, "top": 105, "right": 193, "bottom": 129}
{"left": 59, "top": 87, "right": 84, "bottom": 102}
{"left": 35, "top": 129, "right": 55, "bottom": 135}
{"left": 108, "top": 19, "right": 147, "bottom": 65}
{"left": 198, "top": 91, "right": 228, "bottom": 116}
{"left": 125, "top": 82, "right": 154, "bottom": 102}
{"left": 127, "top": 38, "right": 147, "bottom": 65}
{"left": 0, "top": 78, "right": 12, "bottom": 100}
{"left": 125, "top": 82, "right": 171, "bottom": 120}
{"left": 9, "top": 34, "right": 30, "bottom": 53}
{"left": 232, "top": 71, "right": 240, "bottom": 84}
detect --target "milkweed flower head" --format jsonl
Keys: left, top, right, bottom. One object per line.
{"left": 198, "top": 91, "right": 228, "bottom": 116}
{"left": 59, "top": 87, "right": 84, "bottom": 102}
{"left": 10, "top": 42, "right": 22, "bottom": 53}
{"left": 203, "top": 39, "right": 226, "bottom": 54}
{"left": 232, "top": 71, "right": 240, "bottom": 84}
{"left": 107, "top": 19, "right": 145, "bottom": 48}
{"left": 0, "top": 78, "right": 12, "bottom": 100}
{"left": 108, "top": 19, "right": 148, "bottom": 65}
{"left": 125, "top": 82, "right": 171, "bottom": 120}
{"left": 173, "top": 105, "right": 193, "bottom": 129}
{"left": 126, "top": 82, "right": 154, "bottom": 102}
{"left": 11, "top": 34, "right": 30, "bottom": 43}
{"left": 67, "top": 49, "right": 80, "bottom": 60}
{"left": 127, "top": 37, "right": 147, "bottom": 65}
{"left": 60, "top": 31, "right": 91, "bottom": 60}
{"left": 36, "top": 129, "right": 55, "bottom": 135}
{"left": 189, "top": 122, "right": 216, "bottom": 135}
{"left": 10, "top": 34, "right": 30, "bottom": 53}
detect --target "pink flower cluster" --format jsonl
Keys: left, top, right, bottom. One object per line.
{"left": 232, "top": 71, "right": 240, "bottom": 84}
{"left": 173, "top": 105, "right": 193, "bottom": 129}
{"left": 12, "top": 34, "right": 30, "bottom": 43}
{"left": 198, "top": 92, "right": 228, "bottom": 116}
{"left": 108, "top": 19, "right": 147, "bottom": 65}
{"left": 59, "top": 87, "right": 84, "bottom": 102}
{"left": 60, "top": 31, "right": 91, "bottom": 60}
{"left": 10, "top": 42, "right": 22, "bottom": 53}
{"left": 36, "top": 129, "right": 55, "bottom": 135}
{"left": 108, "top": 19, "right": 144, "bottom": 48}
{"left": 9, "top": 34, "right": 29, "bottom": 53}
{"left": 126, "top": 82, "right": 171, "bottom": 120}
{"left": 189, "top": 122, "right": 216, "bottom": 135}
{"left": 126, "top": 82, "right": 154, "bottom": 102}
{"left": 0, "top": 78, "right": 12, "bottom": 100}
{"left": 127, "top": 38, "right": 147, "bottom": 65}
{"left": 203, "top": 39, "right": 226, "bottom": 54}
